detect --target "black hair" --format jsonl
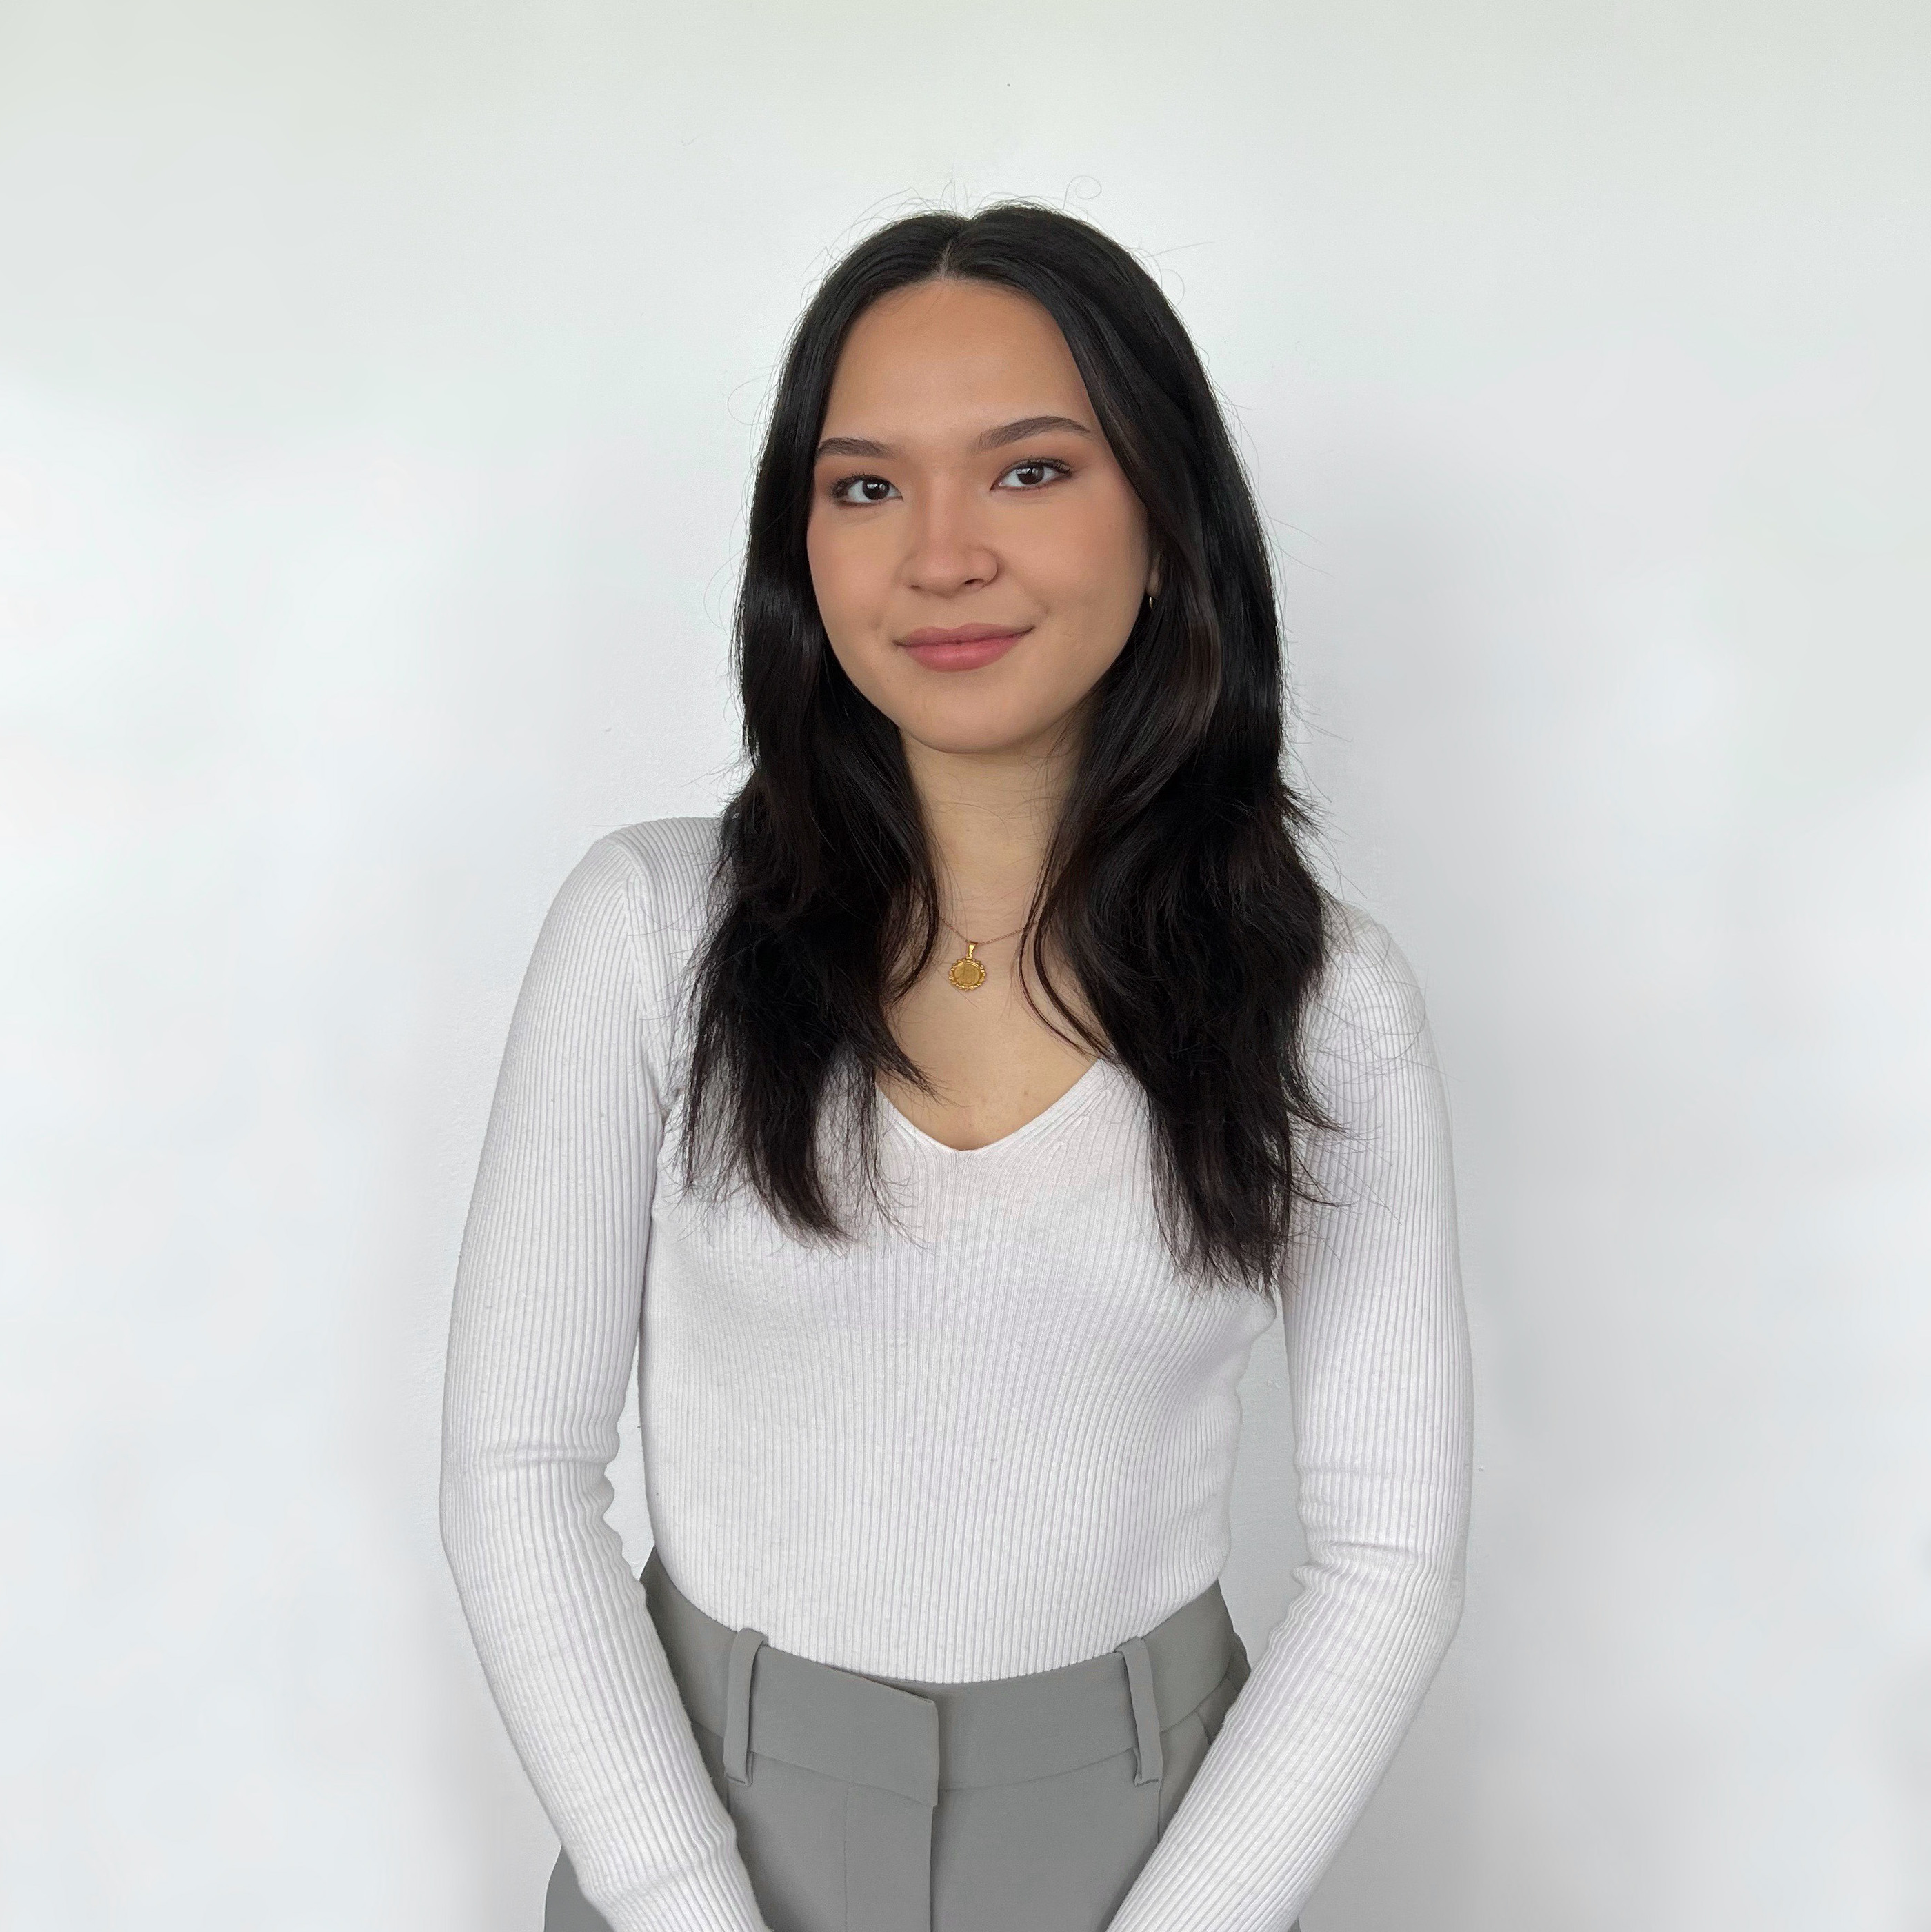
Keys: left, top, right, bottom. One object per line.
{"left": 679, "top": 199, "right": 1332, "bottom": 1295}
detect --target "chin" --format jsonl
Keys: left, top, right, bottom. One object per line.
{"left": 897, "top": 696, "right": 1072, "bottom": 759}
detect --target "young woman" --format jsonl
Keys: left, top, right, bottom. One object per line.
{"left": 440, "top": 202, "right": 1472, "bottom": 1932}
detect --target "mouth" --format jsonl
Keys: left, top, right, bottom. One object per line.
{"left": 895, "top": 624, "right": 1031, "bottom": 673}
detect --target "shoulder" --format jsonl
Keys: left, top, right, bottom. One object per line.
{"left": 592, "top": 815, "right": 725, "bottom": 930}
{"left": 543, "top": 816, "right": 723, "bottom": 1037}
{"left": 1303, "top": 894, "right": 1435, "bottom": 1068}
{"left": 1294, "top": 899, "right": 1457, "bottom": 1199}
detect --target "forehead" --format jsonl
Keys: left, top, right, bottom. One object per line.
{"left": 821, "top": 279, "right": 1093, "bottom": 432}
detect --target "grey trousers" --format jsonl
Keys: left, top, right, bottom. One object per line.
{"left": 546, "top": 1551, "right": 1295, "bottom": 1932}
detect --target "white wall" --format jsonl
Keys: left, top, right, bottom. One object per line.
{"left": 4, "top": 3, "right": 1926, "bottom": 1927}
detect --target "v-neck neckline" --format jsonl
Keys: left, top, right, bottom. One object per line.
{"left": 874, "top": 1056, "right": 1112, "bottom": 1160}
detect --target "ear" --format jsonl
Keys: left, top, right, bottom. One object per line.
{"left": 1145, "top": 554, "right": 1163, "bottom": 600}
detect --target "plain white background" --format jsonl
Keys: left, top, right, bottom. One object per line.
{"left": 3, "top": 3, "right": 1927, "bottom": 1927}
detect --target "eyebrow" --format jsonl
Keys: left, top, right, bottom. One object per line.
{"left": 814, "top": 415, "right": 1094, "bottom": 461}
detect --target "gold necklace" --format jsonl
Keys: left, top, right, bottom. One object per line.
{"left": 939, "top": 916, "right": 1025, "bottom": 993}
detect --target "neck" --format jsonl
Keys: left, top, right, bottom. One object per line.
{"left": 901, "top": 715, "right": 1082, "bottom": 937}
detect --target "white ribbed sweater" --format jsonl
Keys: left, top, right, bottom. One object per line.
{"left": 440, "top": 816, "right": 1472, "bottom": 1932}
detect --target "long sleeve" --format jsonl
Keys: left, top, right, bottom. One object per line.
{"left": 1105, "top": 906, "right": 1474, "bottom": 1932}
{"left": 438, "top": 832, "right": 770, "bottom": 1932}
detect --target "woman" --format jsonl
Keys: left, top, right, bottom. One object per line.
{"left": 440, "top": 201, "right": 1472, "bottom": 1932}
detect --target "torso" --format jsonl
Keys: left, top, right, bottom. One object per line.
{"left": 499, "top": 815, "right": 1439, "bottom": 1685}
{"left": 604, "top": 817, "right": 1283, "bottom": 1677}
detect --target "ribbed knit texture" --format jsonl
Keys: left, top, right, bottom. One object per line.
{"left": 440, "top": 815, "right": 1472, "bottom": 1932}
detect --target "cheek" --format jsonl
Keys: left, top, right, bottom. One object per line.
{"left": 1039, "top": 492, "right": 1147, "bottom": 630}
{"left": 806, "top": 518, "right": 896, "bottom": 708}
{"left": 803, "top": 515, "right": 844, "bottom": 615}
{"left": 806, "top": 511, "right": 889, "bottom": 628}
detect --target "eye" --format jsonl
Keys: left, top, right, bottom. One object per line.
{"left": 994, "top": 457, "right": 1072, "bottom": 491}
{"left": 828, "top": 474, "right": 898, "bottom": 506}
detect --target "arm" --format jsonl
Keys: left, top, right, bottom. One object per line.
{"left": 1106, "top": 907, "right": 1474, "bottom": 1932}
{"left": 439, "top": 833, "right": 770, "bottom": 1932}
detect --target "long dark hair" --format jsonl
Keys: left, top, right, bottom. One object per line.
{"left": 679, "top": 200, "right": 1332, "bottom": 1295}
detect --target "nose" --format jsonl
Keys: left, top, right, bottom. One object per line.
{"left": 901, "top": 479, "right": 998, "bottom": 597}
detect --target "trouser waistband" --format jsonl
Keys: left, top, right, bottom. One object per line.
{"left": 641, "top": 1548, "right": 1241, "bottom": 1808}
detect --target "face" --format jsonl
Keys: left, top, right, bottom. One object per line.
{"left": 805, "top": 277, "right": 1159, "bottom": 761}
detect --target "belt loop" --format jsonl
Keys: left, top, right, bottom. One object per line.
{"left": 1119, "top": 1636, "right": 1163, "bottom": 1786}
{"left": 723, "top": 1626, "right": 765, "bottom": 1786}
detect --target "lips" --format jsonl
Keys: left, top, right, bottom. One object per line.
{"left": 897, "top": 624, "right": 1031, "bottom": 672}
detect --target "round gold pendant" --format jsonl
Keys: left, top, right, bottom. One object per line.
{"left": 947, "top": 943, "right": 988, "bottom": 992}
